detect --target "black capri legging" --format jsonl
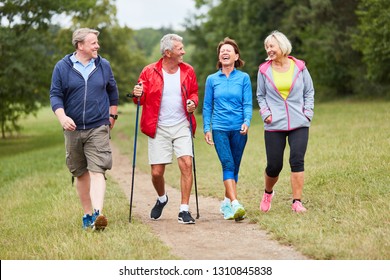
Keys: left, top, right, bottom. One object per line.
{"left": 264, "top": 127, "right": 309, "bottom": 177}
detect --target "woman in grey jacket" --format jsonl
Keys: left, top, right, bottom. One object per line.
{"left": 256, "top": 30, "right": 314, "bottom": 213}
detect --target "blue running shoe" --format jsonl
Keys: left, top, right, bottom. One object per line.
{"left": 92, "top": 209, "right": 108, "bottom": 231}
{"left": 220, "top": 201, "right": 234, "bottom": 220}
{"left": 82, "top": 214, "right": 93, "bottom": 229}
{"left": 232, "top": 203, "right": 246, "bottom": 221}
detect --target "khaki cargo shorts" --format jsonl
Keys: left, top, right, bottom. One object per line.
{"left": 64, "top": 125, "right": 112, "bottom": 177}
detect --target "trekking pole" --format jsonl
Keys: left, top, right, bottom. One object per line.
{"left": 184, "top": 84, "right": 200, "bottom": 219}
{"left": 188, "top": 110, "right": 200, "bottom": 219}
{"left": 127, "top": 83, "right": 141, "bottom": 223}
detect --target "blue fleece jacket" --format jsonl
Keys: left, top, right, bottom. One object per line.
{"left": 203, "top": 68, "right": 252, "bottom": 132}
{"left": 50, "top": 54, "right": 119, "bottom": 130}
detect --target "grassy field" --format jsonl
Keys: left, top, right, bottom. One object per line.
{"left": 0, "top": 109, "right": 176, "bottom": 260}
{"left": 1, "top": 101, "right": 389, "bottom": 259}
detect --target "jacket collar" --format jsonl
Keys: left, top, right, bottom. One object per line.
{"left": 259, "top": 55, "right": 305, "bottom": 74}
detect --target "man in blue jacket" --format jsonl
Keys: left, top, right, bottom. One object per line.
{"left": 50, "top": 28, "right": 119, "bottom": 230}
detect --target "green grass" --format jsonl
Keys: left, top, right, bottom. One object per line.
{"left": 1, "top": 101, "right": 389, "bottom": 259}
{"left": 0, "top": 109, "right": 176, "bottom": 260}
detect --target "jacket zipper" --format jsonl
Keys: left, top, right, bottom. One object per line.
{"left": 82, "top": 66, "right": 99, "bottom": 129}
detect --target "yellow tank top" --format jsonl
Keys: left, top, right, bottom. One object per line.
{"left": 272, "top": 59, "right": 295, "bottom": 100}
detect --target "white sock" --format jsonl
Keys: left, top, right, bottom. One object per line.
{"left": 179, "top": 204, "right": 189, "bottom": 212}
{"left": 231, "top": 199, "right": 240, "bottom": 206}
{"left": 158, "top": 194, "right": 167, "bottom": 203}
{"left": 223, "top": 197, "right": 231, "bottom": 204}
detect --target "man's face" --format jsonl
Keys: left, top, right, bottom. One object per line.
{"left": 167, "top": 40, "right": 185, "bottom": 64}
{"left": 79, "top": 33, "right": 100, "bottom": 59}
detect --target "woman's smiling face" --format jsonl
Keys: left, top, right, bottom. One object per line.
{"left": 219, "top": 43, "right": 238, "bottom": 67}
{"left": 265, "top": 37, "right": 282, "bottom": 60}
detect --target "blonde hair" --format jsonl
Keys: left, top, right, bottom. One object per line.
{"left": 264, "top": 30, "right": 292, "bottom": 57}
{"left": 72, "top": 28, "right": 100, "bottom": 49}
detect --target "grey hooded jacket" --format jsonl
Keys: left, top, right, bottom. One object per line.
{"left": 256, "top": 56, "right": 314, "bottom": 131}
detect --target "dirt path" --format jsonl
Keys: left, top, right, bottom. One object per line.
{"left": 110, "top": 144, "right": 308, "bottom": 260}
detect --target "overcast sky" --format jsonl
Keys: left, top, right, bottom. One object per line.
{"left": 116, "top": 0, "right": 199, "bottom": 30}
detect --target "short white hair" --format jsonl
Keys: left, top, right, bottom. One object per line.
{"left": 264, "top": 30, "right": 292, "bottom": 56}
{"left": 160, "top": 34, "right": 183, "bottom": 55}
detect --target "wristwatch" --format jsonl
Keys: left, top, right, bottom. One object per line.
{"left": 110, "top": 114, "right": 118, "bottom": 120}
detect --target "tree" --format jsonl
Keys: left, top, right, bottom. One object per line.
{"left": 0, "top": 0, "right": 97, "bottom": 138}
{"left": 187, "top": 0, "right": 387, "bottom": 101}
{"left": 353, "top": 0, "right": 390, "bottom": 84}
{"left": 98, "top": 26, "right": 148, "bottom": 103}
{"left": 187, "top": 0, "right": 288, "bottom": 109}
{"left": 0, "top": 0, "right": 151, "bottom": 137}
{"left": 0, "top": 28, "right": 51, "bottom": 138}
{"left": 281, "top": 0, "right": 362, "bottom": 98}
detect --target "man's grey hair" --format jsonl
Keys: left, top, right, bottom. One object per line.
{"left": 160, "top": 34, "right": 183, "bottom": 55}
{"left": 72, "top": 28, "right": 100, "bottom": 49}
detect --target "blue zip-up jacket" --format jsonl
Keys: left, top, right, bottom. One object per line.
{"left": 50, "top": 54, "right": 119, "bottom": 130}
{"left": 256, "top": 56, "right": 314, "bottom": 131}
{"left": 203, "top": 68, "right": 252, "bottom": 132}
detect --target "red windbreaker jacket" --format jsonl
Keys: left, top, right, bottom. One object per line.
{"left": 134, "top": 58, "right": 199, "bottom": 138}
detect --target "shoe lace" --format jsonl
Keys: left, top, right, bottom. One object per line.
{"left": 294, "top": 201, "right": 304, "bottom": 210}
{"left": 264, "top": 193, "right": 272, "bottom": 202}
{"left": 182, "top": 211, "right": 193, "bottom": 219}
{"left": 221, "top": 203, "right": 231, "bottom": 211}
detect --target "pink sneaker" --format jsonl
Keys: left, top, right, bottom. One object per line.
{"left": 291, "top": 201, "right": 307, "bottom": 213}
{"left": 260, "top": 191, "right": 274, "bottom": 212}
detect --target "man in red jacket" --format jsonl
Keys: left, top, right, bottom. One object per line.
{"left": 132, "top": 34, "right": 199, "bottom": 224}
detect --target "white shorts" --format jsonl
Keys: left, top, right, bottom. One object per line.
{"left": 148, "top": 120, "right": 193, "bottom": 164}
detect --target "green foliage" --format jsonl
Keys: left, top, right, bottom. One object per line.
{"left": 0, "top": 0, "right": 97, "bottom": 29}
{"left": 0, "top": 0, "right": 151, "bottom": 137}
{"left": 286, "top": 0, "right": 366, "bottom": 98}
{"left": 133, "top": 27, "right": 180, "bottom": 62}
{"left": 187, "top": 0, "right": 390, "bottom": 102}
{"left": 98, "top": 26, "right": 148, "bottom": 103}
{"left": 134, "top": 28, "right": 167, "bottom": 58}
{"left": 0, "top": 27, "right": 53, "bottom": 138}
{"left": 0, "top": 0, "right": 98, "bottom": 138}
{"left": 187, "top": 0, "right": 305, "bottom": 108}
{"left": 71, "top": 0, "right": 118, "bottom": 29}
{"left": 353, "top": 0, "right": 390, "bottom": 83}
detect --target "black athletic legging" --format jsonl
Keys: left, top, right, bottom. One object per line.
{"left": 264, "top": 127, "right": 309, "bottom": 177}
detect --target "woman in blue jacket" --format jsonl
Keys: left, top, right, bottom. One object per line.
{"left": 256, "top": 30, "right": 314, "bottom": 213}
{"left": 203, "top": 37, "right": 252, "bottom": 221}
